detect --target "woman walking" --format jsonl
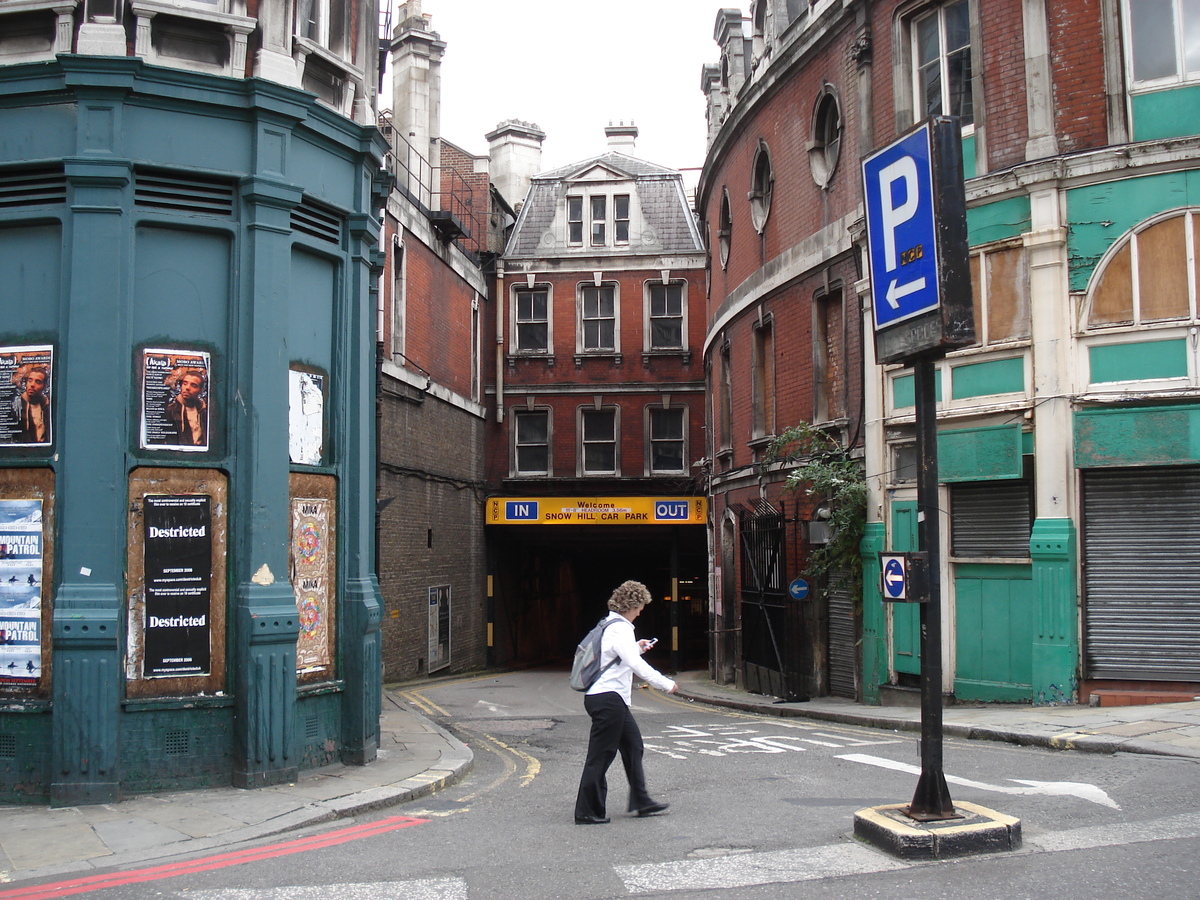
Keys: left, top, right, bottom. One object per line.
{"left": 574, "top": 580, "right": 677, "bottom": 824}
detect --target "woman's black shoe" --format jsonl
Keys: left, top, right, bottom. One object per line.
{"left": 632, "top": 801, "right": 669, "bottom": 817}
{"left": 575, "top": 814, "right": 611, "bottom": 824}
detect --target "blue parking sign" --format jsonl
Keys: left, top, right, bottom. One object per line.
{"left": 863, "top": 123, "right": 940, "bottom": 330}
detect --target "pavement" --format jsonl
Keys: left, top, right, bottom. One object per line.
{"left": 3, "top": 670, "right": 1200, "bottom": 885}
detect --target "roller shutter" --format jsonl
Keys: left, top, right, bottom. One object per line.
{"left": 827, "top": 569, "right": 856, "bottom": 699}
{"left": 1082, "top": 467, "right": 1200, "bottom": 680}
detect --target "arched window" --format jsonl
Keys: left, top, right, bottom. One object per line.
{"left": 1086, "top": 209, "right": 1197, "bottom": 328}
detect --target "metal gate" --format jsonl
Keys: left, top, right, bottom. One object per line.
{"left": 1082, "top": 466, "right": 1200, "bottom": 680}
{"left": 739, "top": 502, "right": 805, "bottom": 700}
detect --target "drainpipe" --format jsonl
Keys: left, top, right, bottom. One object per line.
{"left": 495, "top": 260, "right": 505, "bottom": 422}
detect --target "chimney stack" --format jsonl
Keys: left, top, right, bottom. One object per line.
{"left": 605, "top": 121, "right": 639, "bottom": 153}
{"left": 487, "top": 120, "right": 546, "bottom": 211}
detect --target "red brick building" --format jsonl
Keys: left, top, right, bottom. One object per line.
{"left": 485, "top": 125, "right": 710, "bottom": 671}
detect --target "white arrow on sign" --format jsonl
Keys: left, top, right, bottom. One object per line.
{"left": 838, "top": 753, "right": 1121, "bottom": 809}
{"left": 885, "top": 276, "right": 927, "bottom": 309}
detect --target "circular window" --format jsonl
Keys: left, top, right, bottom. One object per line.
{"left": 749, "top": 141, "right": 773, "bottom": 233}
{"left": 809, "top": 88, "right": 842, "bottom": 189}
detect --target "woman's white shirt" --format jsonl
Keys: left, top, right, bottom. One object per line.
{"left": 586, "top": 611, "right": 676, "bottom": 705}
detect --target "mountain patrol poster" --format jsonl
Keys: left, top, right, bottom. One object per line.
{"left": 0, "top": 345, "right": 53, "bottom": 448}
{"left": 291, "top": 496, "right": 333, "bottom": 676}
{"left": 141, "top": 349, "right": 211, "bottom": 451}
{"left": 0, "top": 499, "right": 44, "bottom": 689}
{"left": 142, "top": 494, "right": 212, "bottom": 677}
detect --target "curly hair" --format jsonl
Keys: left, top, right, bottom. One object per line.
{"left": 607, "top": 580, "right": 652, "bottom": 613}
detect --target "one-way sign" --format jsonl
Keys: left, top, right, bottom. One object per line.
{"left": 862, "top": 117, "right": 974, "bottom": 364}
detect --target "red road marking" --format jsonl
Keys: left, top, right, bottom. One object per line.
{"left": 0, "top": 815, "right": 428, "bottom": 900}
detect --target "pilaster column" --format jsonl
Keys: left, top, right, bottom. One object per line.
{"left": 340, "top": 201, "right": 386, "bottom": 765}
{"left": 857, "top": 271, "right": 887, "bottom": 704}
{"left": 1024, "top": 186, "right": 1079, "bottom": 703}
{"left": 51, "top": 149, "right": 133, "bottom": 806}
{"left": 232, "top": 170, "right": 304, "bottom": 788}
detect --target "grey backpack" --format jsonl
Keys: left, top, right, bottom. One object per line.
{"left": 569, "top": 617, "right": 619, "bottom": 691}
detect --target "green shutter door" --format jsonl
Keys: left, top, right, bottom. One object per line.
{"left": 890, "top": 501, "right": 921, "bottom": 675}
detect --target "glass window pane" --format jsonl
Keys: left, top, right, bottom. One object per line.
{"left": 616, "top": 220, "right": 629, "bottom": 243}
{"left": 517, "top": 445, "right": 548, "bottom": 472}
{"left": 583, "top": 410, "right": 614, "bottom": 441}
{"left": 651, "top": 319, "right": 682, "bottom": 348}
{"left": 591, "top": 196, "right": 606, "bottom": 220}
{"left": 916, "top": 13, "right": 941, "bottom": 66}
{"left": 568, "top": 197, "right": 582, "bottom": 219}
{"left": 598, "top": 287, "right": 614, "bottom": 317}
{"left": 517, "top": 322, "right": 547, "bottom": 351}
{"left": 652, "top": 409, "right": 684, "bottom": 439}
{"left": 947, "top": 47, "right": 973, "bottom": 123}
{"left": 944, "top": 0, "right": 970, "bottom": 51}
{"left": 920, "top": 63, "right": 943, "bottom": 117}
{"left": 652, "top": 443, "right": 684, "bottom": 472}
{"left": 517, "top": 412, "right": 547, "bottom": 443}
{"left": 584, "top": 444, "right": 615, "bottom": 472}
{"left": 615, "top": 195, "right": 629, "bottom": 218}
{"left": 1131, "top": 0, "right": 1179, "bottom": 82}
{"left": 1185, "top": 0, "right": 1200, "bottom": 73}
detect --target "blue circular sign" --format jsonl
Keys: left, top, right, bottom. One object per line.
{"left": 788, "top": 577, "right": 810, "bottom": 601}
{"left": 883, "top": 557, "right": 906, "bottom": 600}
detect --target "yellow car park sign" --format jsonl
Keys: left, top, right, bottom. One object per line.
{"left": 486, "top": 497, "right": 707, "bottom": 526}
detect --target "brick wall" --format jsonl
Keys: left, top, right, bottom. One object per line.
{"left": 377, "top": 380, "right": 487, "bottom": 681}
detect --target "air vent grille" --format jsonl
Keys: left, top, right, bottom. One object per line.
{"left": 292, "top": 201, "right": 342, "bottom": 244}
{"left": 135, "top": 172, "right": 235, "bottom": 216}
{"left": 0, "top": 167, "right": 67, "bottom": 208}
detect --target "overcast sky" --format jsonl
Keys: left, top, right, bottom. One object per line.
{"left": 394, "top": 0, "right": 726, "bottom": 174}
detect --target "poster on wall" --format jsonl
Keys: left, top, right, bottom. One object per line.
{"left": 291, "top": 497, "right": 333, "bottom": 676}
{"left": 140, "top": 348, "right": 211, "bottom": 451}
{"left": 288, "top": 369, "right": 325, "bottom": 466}
{"left": 142, "top": 494, "right": 212, "bottom": 677}
{"left": 0, "top": 345, "right": 53, "bottom": 448}
{"left": 0, "top": 499, "right": 43, "bottom": 689}
{"left": 428, "top": 585, "right": 450, "bottom": 673}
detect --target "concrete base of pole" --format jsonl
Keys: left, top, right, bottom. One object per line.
{"left": 854, "top": 801, "right": 1021, "bottom": 860}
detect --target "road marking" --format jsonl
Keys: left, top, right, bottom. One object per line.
{"left": 179, "top": 879, "right": 468, "bottom": 899}
{"left": 617, "top": 842, "right": 908, "bottom": 893}
{"left": 643, "top": 723, "right": 902, "bottom": 759}
{"left": 0, "top": 818, "right": 429, "bottom": 900}
{"left": 837, "top": 753, "right": 1121, "bottom": 809}
{"left": 617, "top": 809, "right": 1200, "bottom": 894}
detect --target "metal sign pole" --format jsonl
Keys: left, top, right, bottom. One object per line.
{"left": 908, "top": 354, "right": 954, "bottom": 820}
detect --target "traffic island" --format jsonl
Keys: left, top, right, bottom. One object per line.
{"left": 854, "top": 801, "right": 1021, "bottom": 860}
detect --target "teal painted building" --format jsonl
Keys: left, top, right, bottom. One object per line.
{"left": 0, "top": 0, "right": 388, "bottom": 804}
{"left": 859, "top": 0, "right": 1200, "bottom": 707}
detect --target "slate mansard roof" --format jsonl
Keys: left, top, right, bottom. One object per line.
{"left": 504, "top": 151, "right": 704, "bottom": 259}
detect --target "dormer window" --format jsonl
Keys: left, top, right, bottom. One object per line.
{"left": 615, "top": 194, "right": 630, "bottom": 243}
{"left": 566, "top": 191, "right": 634, "bottom": 247}
{"left": 591, "top": 196, "right": 607, "bottom": 245}
{"left": 568, "top": 196, "right": 584, "bottom": 244}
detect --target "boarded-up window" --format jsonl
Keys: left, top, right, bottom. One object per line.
{"left": 968, "top": 244, "right": 1030, "bottom": 346}
{"left": 1088, "top": 209, "right": 1197, "bottom": 328}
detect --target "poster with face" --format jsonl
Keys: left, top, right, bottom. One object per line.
{"left": 141, "top": 349, "right": 211, "bottom": 451}
{"left": 289, "top": 369, "right": 325, "bottom": 466}
{"left": 0, "top": 499, "right": 44, "bottom": 689}
{"left": 291, "top": 497, "right": 334, "bottom": 676}
{"left": 0, "top": 346, "right": 53, "bottom": 448}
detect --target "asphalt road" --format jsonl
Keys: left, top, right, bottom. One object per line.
{"left": 29, "top": 669, "right": 1200, "bottom": 899}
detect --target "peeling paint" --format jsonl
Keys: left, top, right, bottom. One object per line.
{"left": 252, "top": 563, "right": 274, "bottom": 585}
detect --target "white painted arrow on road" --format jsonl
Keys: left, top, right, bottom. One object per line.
{"left": 837, "top": 753, "right": 1121, "bottom": 809}
{"left": 885, "top": 276, "right": 927, "bottom": 309}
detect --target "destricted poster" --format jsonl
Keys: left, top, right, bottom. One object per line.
{"left": 143, "top": 494, "right": 212, "bottom": 677}
{"left": 0, "top": 499, "right": 43, "bottom": 688}
{"left": 291, "top": 497, "right": 333, "bottom": 675}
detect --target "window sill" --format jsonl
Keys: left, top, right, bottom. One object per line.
{"left": 575, "top": 352, "right": 621, "bottom": 367}
{"left": 642, "top": 349, "right": 691, "bottom": 365}
{"left": 508, "top": 354, "right": 555, "bottom": 368}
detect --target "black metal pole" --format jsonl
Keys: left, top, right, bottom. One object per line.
{"left": 908, "top": 355, "right": 955, "bottom": 820}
